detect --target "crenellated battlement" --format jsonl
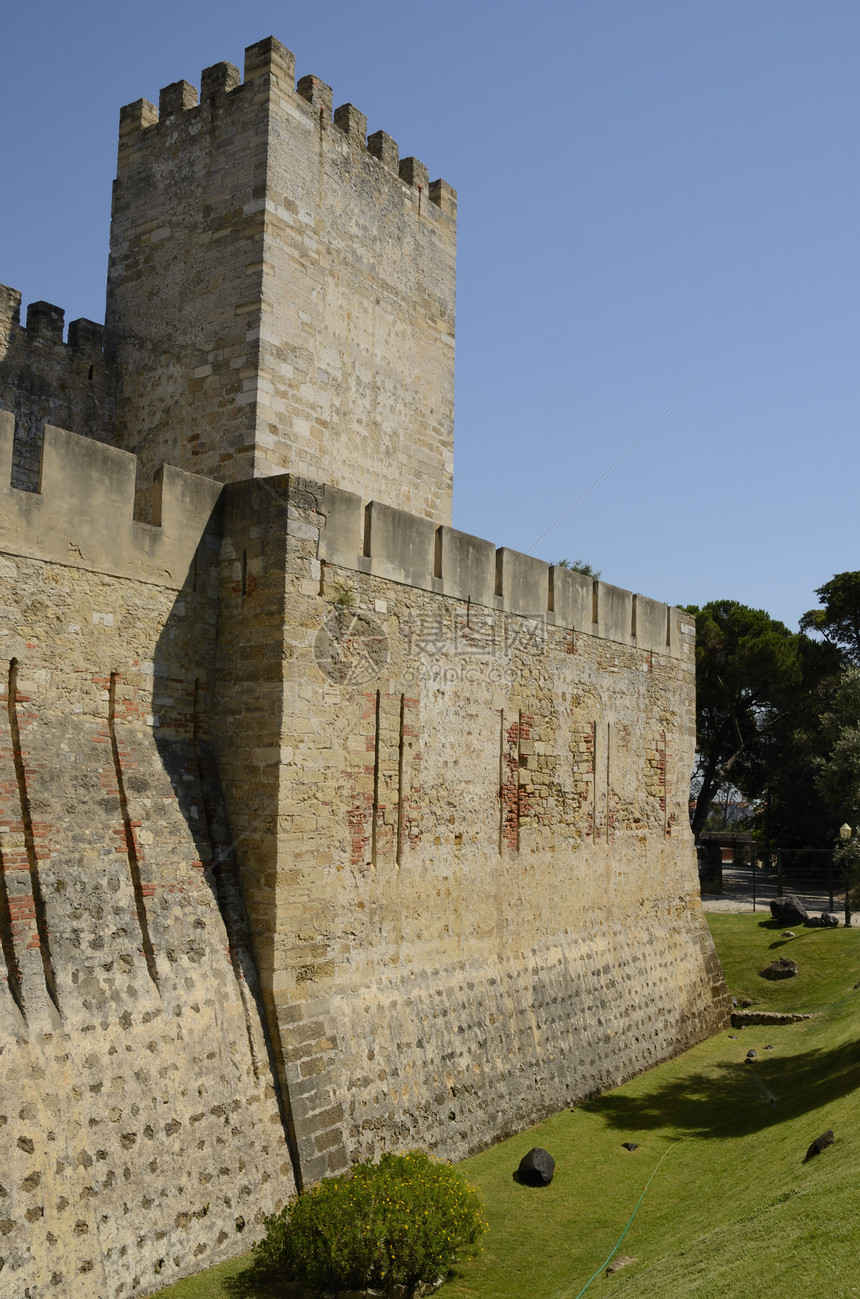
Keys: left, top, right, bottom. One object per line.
{"left": 107, "top": 34, "right": 458, "bottom": 523}
{"left": 0, "top": 37, "right": 725, "bottom": 1297}
{"left": 116, "top": 36, "right": 455, "bottom": 215}
{"left": 310, "top": 481, "right": 685, "bottom": 657}
{"left": 0, "top": 282, "right": 115, "bottom": 494}
{"left": 0, "top": 411, "right": 221, "bottom": 590}
{"left": 0, "top": 282, "right": 105, "bottom": 354}
{"left": 0, "top": 407, "right": 683, "bottom": 655}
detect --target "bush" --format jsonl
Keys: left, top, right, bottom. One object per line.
{"left": 254, "top": 1150, "right": 487, "bottom": 1293}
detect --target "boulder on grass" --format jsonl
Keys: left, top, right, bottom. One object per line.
{"left": 759, "top": 957, "right": 799, "bottom": 981}
{"left": 770, "top": 894, "right": 808, "bottom": 926}
{"left": 805, "top": 1130, "right": 835, "bottom": 1161}
{"left": 517, "top": 1147, "right": 555, "bottom": 1186}
{"left": 806, "top": 912, "right": 839, "bottom": 929}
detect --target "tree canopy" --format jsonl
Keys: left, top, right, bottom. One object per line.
{"left": 816, "top": 666, "right": 860, "bottom": 819}
{"left": 556, "top": 558, "right": 601, "bottom": 577}
{"left": 816, "top": 666, "right": 860, "bottom": 901}
{"left": 685, "top": 599, "right": 838, "bottom": 841}
{"left": 800, "top": 571, "right": 860, "bottom": 664}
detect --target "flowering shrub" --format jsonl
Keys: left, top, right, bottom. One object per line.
{"left": 254, "top": 1149, "right": 487, "bottom": 1292}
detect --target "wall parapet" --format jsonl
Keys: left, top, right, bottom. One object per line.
{"left": 0, "top": 281, "right": 115, "bottom": 493}
{"left": 0, "top": 282, "right": 105, "bottom": 354}
{"left": 0, "top": 425, "right": 686, "bottom": 653}
{"left": 116, "top": 36, "right": 456, "bottom": 217}
{"left": 312, "top": 480, "right": 684, "bottom": 657}
{"left": 0, "top": 413, "right": 221, "bottom": 590}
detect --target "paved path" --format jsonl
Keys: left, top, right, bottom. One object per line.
{"left": 701, "top": 863, "right": 853, "bottom": 922}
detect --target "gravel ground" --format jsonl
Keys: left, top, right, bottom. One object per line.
{"left": 701, "top": 863, "right": 854, "bottom": 923}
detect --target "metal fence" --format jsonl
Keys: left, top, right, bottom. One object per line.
{"left": 700, "top": 841, "right": 852, "bottom": 923}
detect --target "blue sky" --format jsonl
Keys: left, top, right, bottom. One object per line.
{"left": 1, "top": 2, "right": 857, "bottom": 630}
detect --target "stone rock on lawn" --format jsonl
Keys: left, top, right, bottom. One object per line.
{"left": 606, "top": 1256, "right": 636, "bottom": 1276}
{"left": 759, "top": 957, "right": 799, "bottom": 981}
{"left": 805, "top": 1130, "right": 835, "bottom": 1161}
{"left": 770, "top": 895, "right": 808, "bottom": 926}
{"left": 517, "top": 1147, "right": 555, "bottom": 1186}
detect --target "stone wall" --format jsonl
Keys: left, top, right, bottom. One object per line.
{"left": 0, "top": 417, "right": 729, "bottom": 1294}
{"left": 0, "top": 286, "right": 114, "bottom": 494}
{"left": 0, "top": 31, "right": 731, "bottom": 1293}
{"left": 211, "top": 473, "right": 730, "bottom": 1182}
{"left": 0, "top": 414, "right": 294, "bottom": 1299}
{"left": 106, "top": 37, "right": 456, "bottom": 524}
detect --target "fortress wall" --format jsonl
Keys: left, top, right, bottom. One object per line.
{"left": 0, "top": 28, "right": 733, "bottom": 1293}
{"left": 0, "top": 285, "right": 114, "bottom": 493}
{"left": 315, "top": 483, "right": 679, "bottom": 655}
{"left": 0, "top": 419, "right": 728, "bottom": 1287}
{"left": 216, "top": 475, "right": 729, "bottom": 1178}
{"left": 107, "top": 37, "right": 456, "bottom": 524}
{"left": 207, "top": 476, "right": 311, "bottom": 1179}
{"left": 0, "top": 426, "right": 293, "bottom": 1298}
{"left": 0, "top": 413, "right": 224, "bottom": 589}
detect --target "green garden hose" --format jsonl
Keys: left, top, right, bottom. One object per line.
{"left": 565, "top": 981, "right": 860, "bottom": 1297}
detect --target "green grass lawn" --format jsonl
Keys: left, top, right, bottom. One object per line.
{"left": 155, "top": 915, "right": 860, "bottom": 1299}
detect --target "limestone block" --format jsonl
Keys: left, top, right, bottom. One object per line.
{"left": 201, "top": 61, "right": 241, "bottom": 98}
{"left": 634, "top": 593, "right": 669, "bottom": 655}
{"left": 244, "top": 36, "right": 296, "bottom": 85}
{"left": 334, "top": 103, "right": 367, "bottom": 143}
{"left": 159, "top": 79, "right": 198, "bottom": 117}
{"left": 297, "top": 74, "right": 333, "bottom": 117}
{"left": 550, "top": 565, "right": 593, "bottom": 631}
{"left": 595, "top": 580, "right": 634, "bottom": 644}
{"left": 437, "top": 526, "right": 496, "bottom": 607}
{"left": 367, "top": 130, "right": 399, "bottom": 172}
{"left": 496, "top": 547, "right": 550, "bottom": 617}
{"left": 0, "top": 422, "right": 223, "bottom": 591}
{"left": 364, "top": 501, "right": 436, "bottom": 590}
{"left": 316, "top": 483, "right": 364, "bottom": 567}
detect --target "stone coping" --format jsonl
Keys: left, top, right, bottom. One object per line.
{"left": 730, "top": 1010, "right": 813, "bottom": 1027}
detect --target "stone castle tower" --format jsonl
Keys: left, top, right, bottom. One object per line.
{"left": 107, "top": 38, "right": 456, "bottom": 523}
{"left": 0, "top": 36, "right": 729, "bottom": 1298}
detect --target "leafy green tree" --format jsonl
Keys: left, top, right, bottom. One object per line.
{"left": 752, "top": 710, "right": 834, "bottom": 851}
{"left": 801, "top": 571, "right": 860, "bottom": 664}
{"left": 686, "top": 600, "right": 836, "bottom": 841}
{"left": 557, "top": 558, "right": 601, "bottom": 577}
{"left": 816, "top": 666, "right": 860, "bottom": 905}
{"left": 816, "top": 666, "right": 860, "bottom": 819}
{"left": 699, "top": 782, "right": 752, "bottom": 833}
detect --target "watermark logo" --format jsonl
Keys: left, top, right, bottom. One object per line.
{"left": 314, "top": 607, "right": 546, "bottom": 687}
{"left": 400, "top": 610, "right": 545, "bottom": 688}
{"left": 401, "top": 610, "right": 547, "bottom": 659}
{"left": 314, "top": 607, "right": 390, "bottom": 685}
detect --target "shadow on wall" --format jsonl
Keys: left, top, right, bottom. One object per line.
{"left": 149, "top": 516, "right": 297, "bottom": 1173}
{"left": 0, "top": 442, "right": 301, "bottom": 1291}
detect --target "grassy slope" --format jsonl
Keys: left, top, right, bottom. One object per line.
{"left": 155, "top": 916, "right": 860, "bottom": 1299}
